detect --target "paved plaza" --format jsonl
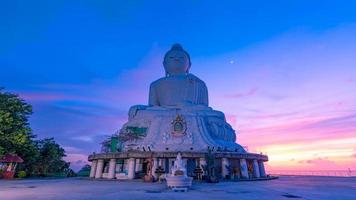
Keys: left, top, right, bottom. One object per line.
{"left": 1, "top": 176, "right": 355, "bottom": 200}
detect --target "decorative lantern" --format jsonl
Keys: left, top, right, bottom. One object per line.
{"left": 154, "top": 166, "right": 165, "bottom": 183}
{"left": 194, "top": 166, "right": 203, "bottom": 181}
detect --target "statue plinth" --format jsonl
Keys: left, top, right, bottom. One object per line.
{"left": 120, "top": 106, "right": 245, "bottom": 152}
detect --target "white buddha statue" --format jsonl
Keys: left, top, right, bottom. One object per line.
{"left": 166, "top": 152, "right": 193, "bottom": 189}
{"left": 121, "top": 44, "right": 245, "bottom": 153}
{"left": 149, "top": 44, "right": 208, "bottom": 107}
{"left": 128, "top": 44, "right": 209, "bottom": 119}
{"left": 170, "top": 152, "right": 187, "bottom": 176}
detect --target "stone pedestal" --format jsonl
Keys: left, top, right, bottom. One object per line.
{"left": 258, "top": 161, "right": 266, "bottom": 177}
{"left": 253, "top": 159, "right": 260, "bottom": 178}
{"left": 95, "top": 159, "right": 104, "bottom": 179}
{"left": 222, "top": 158, "right": 229, "bottom": 179}
{"left": 108, "top": 158, "right": 116, "bottom": 179}
{"left": 89, "top": 160, "right": 97, "bottom": 178}
{"left": 166, "top": 152, "right": 193, "bottom": 190}
{"left": 127, "top": 158, "right": 135, "bottom": 179}
{"left": 240, "top": 159, "right": 248, "bottom": 179}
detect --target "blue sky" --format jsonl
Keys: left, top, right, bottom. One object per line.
{"left": 1, "top": 1, "right": 356, "bottom": 171}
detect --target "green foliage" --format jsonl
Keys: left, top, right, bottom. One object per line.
{"left": 0, "top": 88, "right": 74, "bottom": 177}
{"left": 61, "top": 167, "right": 77, "bottom": 177}
{"left": 77, "top": 164, "right": 91, "bottom": 177}
{"left": 118, "top": 126, "right": 147, "bottom": 141}
{"left": 126, "top": 126, "right": 147, "bottom": 136}
{"left": 0, "top": 88, "right": 38, "bottom": 175}
{"left": 35, "top": 138, "right": 69, "bottom": 176}
{"left": 17, "top": 170, "right": 26, "bottom": 178}
{"left": 110, "top": 136, "right": 118, "bottom": 152}
{"left": 0, "top": 88, "right": 34, "bottom": 156}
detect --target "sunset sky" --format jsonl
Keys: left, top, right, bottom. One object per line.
{"left": 1, "top": 1, "right": 356, "bottom": 171}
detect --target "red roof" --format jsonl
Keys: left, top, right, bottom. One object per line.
{"left": 0, "top": 154, "right": 24, "bottom": 163}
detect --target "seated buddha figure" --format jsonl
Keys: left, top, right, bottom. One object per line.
{"left": 149, "top": 44, "right": 208, "bottom": 107}
{"left": 124, "top": 44, "right": 244, "bottom": 152}
{"left": 128, "top": 44, "right": 209, "bottom": 119}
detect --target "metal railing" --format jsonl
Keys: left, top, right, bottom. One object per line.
{"left": 268, "top": 170, "right": 356, "bottom": 177}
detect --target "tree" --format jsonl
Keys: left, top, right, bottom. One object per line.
{"left": 35, "top": 138, "right": 69, "bottom": 176}
{"left": 0, "top": 88, "right": 38, "bottom": 175}
{"left": 77, "top": 164, "right": 91, "bottom": 177}
{"left": 0, "top": 88, "right": 73, "bottom": 177}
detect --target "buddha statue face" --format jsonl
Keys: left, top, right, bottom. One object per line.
{"left": 163, "top": 44, "right": 191, "bottom": 76}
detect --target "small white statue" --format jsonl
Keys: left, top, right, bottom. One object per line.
{"left": 166, "top": 152, "right": 193, "bottom": 190}
{"left": 171, "top": 152, "right": 187, "bottom": 176}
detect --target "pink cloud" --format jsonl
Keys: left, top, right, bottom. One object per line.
{"left": 346, "top": 78, "right": 355, "bottom": 83}
{"left": 303, "top": 158, "right": 334, "bottom": 164}
{"left": 20, "top": 92, "right": 75, "bottom": 102}
{"left": 65, "top": 153, "right": 89, "bottom": 171}
{"left": 224, "top": 87, "right": 259, "bottom": 99}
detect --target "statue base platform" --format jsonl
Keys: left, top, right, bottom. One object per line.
{"left": 120, "top": 105, "right": 246, "bottom": 153}
{"left": 166, "top": 175, "right": 193, "bottom": 189}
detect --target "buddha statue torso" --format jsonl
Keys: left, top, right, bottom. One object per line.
{"left": 122, "top": 44, "right": 245, "bottom": 153}
{"left": 149, "top": 73, "right": 208, "bottom": 107}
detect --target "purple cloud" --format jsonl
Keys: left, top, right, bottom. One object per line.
{"left": 224, "top": 87, "right": 259, "bottom": 99}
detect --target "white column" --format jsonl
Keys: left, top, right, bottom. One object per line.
{"left": 152, "top": 158, "right": 158, "bottom": 178}
{"left": 240, "top": 159, "right": 249, "bottom": 179}
{"left": 108, "top": 158, "right": 116, "bottom": 179}
{"left": 127, "top": 158, "right": 135, "bottom": 179}
{"left": 89, "top": 160, "right": 97, "bottom": 178}
{"left": 222, "top": 158, "right": 229, "bottom": 179}
{"left": 95, "top": 159, "right": 104, "bottom": 179}
{"left": 253, "top": 159, "right": 260, "bottom": 178}
{"left": 135, "top": 159, "right": 140, "bottom": 172}
{"left": 258, "top": 161, "right": 266, "bottom": 177}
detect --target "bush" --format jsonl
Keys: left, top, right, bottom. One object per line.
{"left": 77, "top": 165, "right": 91, "bottom": 177}
{"left": 17, "top": 170, "right": 26, "bottom": 178}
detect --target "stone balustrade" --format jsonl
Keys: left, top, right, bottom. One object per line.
{"left": 89, "top": 153, "right": 267, "bottom": 180}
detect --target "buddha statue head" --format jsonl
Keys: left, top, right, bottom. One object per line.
{"left": 163, "top": 44, "right": 191, "bottom": 76}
